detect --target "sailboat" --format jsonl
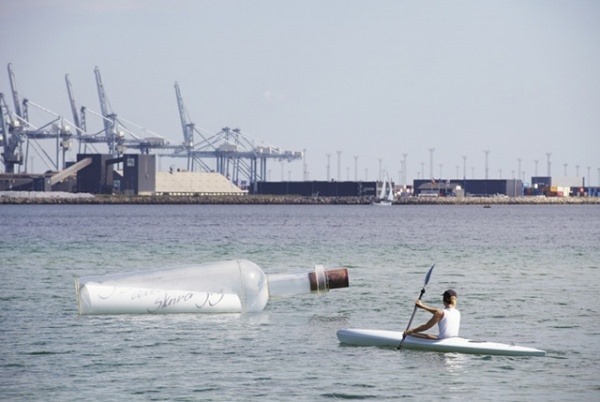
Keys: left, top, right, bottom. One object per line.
{"left": 372, "top": 173, "right": 395, "bottom": 206}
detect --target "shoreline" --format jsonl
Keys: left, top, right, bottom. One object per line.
{"left": 1, "top": 192, "right": 599, "bottom": 205}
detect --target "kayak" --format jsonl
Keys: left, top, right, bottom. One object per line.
{"left": 336, "top": 328, "right": 546, "bottom": 357}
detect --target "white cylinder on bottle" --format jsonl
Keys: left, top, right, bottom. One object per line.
{"left": 76, "top": 259, "right": 349, "bottom": 315}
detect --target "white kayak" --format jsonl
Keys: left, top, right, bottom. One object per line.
{"left": 337, "top": 328, "right": 546, "bottom": 357}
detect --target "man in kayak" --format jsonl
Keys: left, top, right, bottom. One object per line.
{"left": 404, "top": 289, "right": 461, "bottom": 339}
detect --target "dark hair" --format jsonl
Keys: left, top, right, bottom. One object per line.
{"left": 443, "top": 289, "right": 457, "bottom": 303}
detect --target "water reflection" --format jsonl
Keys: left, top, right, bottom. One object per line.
{"left": 441, "top": 352, "right": 468, "bottom": 373}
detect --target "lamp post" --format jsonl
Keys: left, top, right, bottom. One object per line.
{"left": 303, "top": 149, "right": 308, "bottom": 181}
{"left": 428, "top": 148, "right": 435, "bottom": 180}
{"left": 402, "top": 153, "right": 408, "bottom": 186}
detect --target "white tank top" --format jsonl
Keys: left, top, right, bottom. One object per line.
{"left": 438, "top": 307, "right": 461, "bottom": 338}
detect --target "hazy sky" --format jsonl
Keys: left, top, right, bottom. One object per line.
{"left": 1, "top": 0, "right": 599, "bottom": 183}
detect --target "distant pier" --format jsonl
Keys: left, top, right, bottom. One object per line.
{"left": 1, "top": 192, "right": 599, "bottom": 205}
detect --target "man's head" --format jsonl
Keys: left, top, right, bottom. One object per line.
{"left": 443, "top": 289, "right": 457, "bottom": 304}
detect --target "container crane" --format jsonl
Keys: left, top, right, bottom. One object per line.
{"left": 65, "top": 73, "right": 89, "bottom": 155}
{"left": 0, "top": 92, "right": 24, "bottom": 173}
{"left": 90, "top": 67, "right": 171, "bottom": 156}
{"left": 5, "top": 64, "right": 73, "bottom": 172}
{"left": 65, "top": 73, "right": 105, "bottom": 155}
{"left": 2, "top": 64, "right": 25, "bottom": 173}
{"left": 94, "top": 66, "right": 122, "bottom": 156}
{"left": 7, "top": 63, "right": 23, "bottom": 119}
{"left": 174, "top": 82, "right": 195, "bottom": 171}
{"left": 169, "top": 82, "right": 302, "bottom": 184}
{"left": 65, "top": 74, "right": 83, "bottom": 134}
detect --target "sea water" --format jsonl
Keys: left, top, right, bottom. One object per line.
{"left": 0, "top": 204, "right": 598, "bottom": 401}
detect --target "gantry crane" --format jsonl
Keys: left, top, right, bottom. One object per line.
{"left": 2, "top": 64, "right": 302, "bottom": 180}
{"left": 0, "top": 92, "right": 24, "bottom": 173}
{"left": 2, "top": 63, "right": 73, "bottom": 173}
{"left": 92, "top": 67, "right": 173, "bottom": 156}
{"left": 94, "top": 66, "right": 123, "bottom": 156}
{"left": 168, "top": 83, "right": 303, "bottom": 184}
{"left": 65, "top": 73, "right": 112, "bottom": 155}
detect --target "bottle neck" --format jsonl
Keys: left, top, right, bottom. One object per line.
{"left": 267, "top": 266, "right": 348, "bottom": 298}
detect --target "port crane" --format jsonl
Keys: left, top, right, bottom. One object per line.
{"left": 65, "top": 68, "right": 176, "bottom": 159}
{"left": 1, "top": 63, "right": 74, "bottom": 173}
{"left": 91, "top": 67, "right": 171, "bottom": 156}
{"left": 169, "top": 83, "right": 302, "bottom": 185}
{"left": 0, "top": 92, "right": 23, "bottom": 173}
{"left": 65, "top": 73, "right": 97, "bottom": 154}
{"left": 2, "top": 64, "right": 303, "bottom": 182}
{"left": 2, "top": 64, "right": 171, "bottom": 173}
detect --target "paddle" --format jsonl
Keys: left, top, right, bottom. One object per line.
{"left": 397, "top": 263, "right": 436, "bottom": 350}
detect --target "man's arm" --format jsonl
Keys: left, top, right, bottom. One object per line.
{"left": 415, "top": 300, "right": 440, "bottom": 315}
{"left": 405, "top": 309, "right": 444, "bottom": 335}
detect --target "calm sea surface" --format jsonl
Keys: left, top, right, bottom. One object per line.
{"left": 1, "top": 204, "right": 599, "bottom": 401}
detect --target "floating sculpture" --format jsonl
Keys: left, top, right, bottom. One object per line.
{"left": 76, "top": 259, "right": 349, "bottom": 315}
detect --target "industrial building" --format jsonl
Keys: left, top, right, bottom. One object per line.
{"left": 530, "top": 176, "right": 593, "bottom": 197}
{"left": 74, "top": 153, "right": 244, "bottom": 196}
{"left": 0, "top": 153, "right": 245, "bottom": 196}
{"left": 253, "top": 181, "right": 378, "bottom": 197}
{"left": 76, "top": 154, "right": 155, "bottom": 195}
{"left": 413, "top": 179, "right": 524, "bottom": 197}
